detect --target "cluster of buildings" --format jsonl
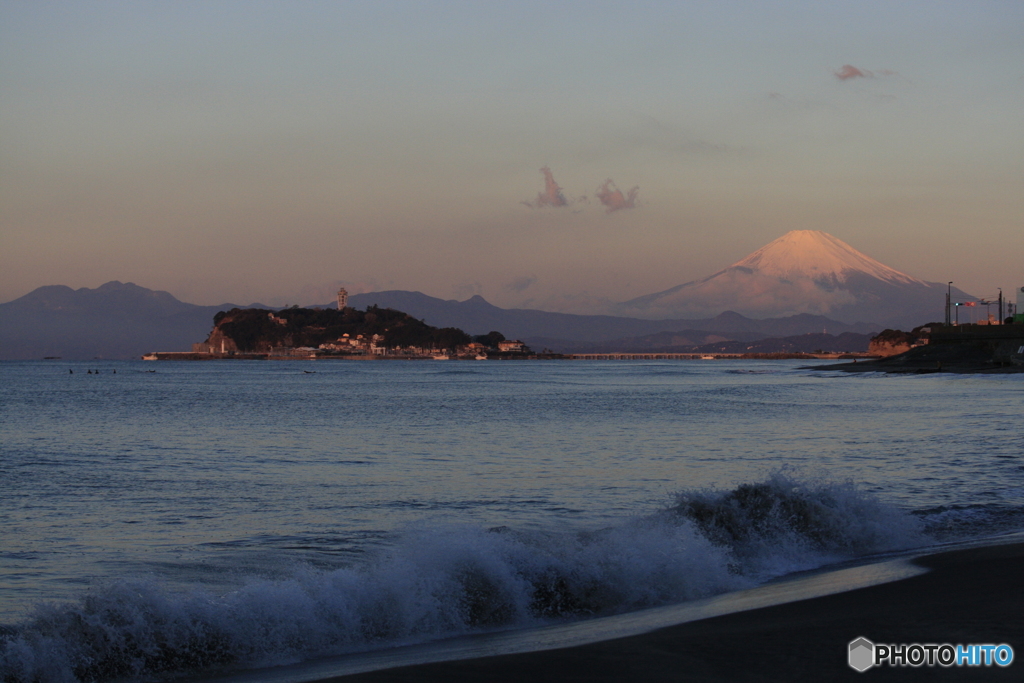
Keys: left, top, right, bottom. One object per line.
{"left": 315, "top": 334, "right": 528, "bottom": 359}
{"left": 318, "top": 333, "right": 387, "bottom": 356}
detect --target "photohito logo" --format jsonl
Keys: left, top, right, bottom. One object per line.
{"left": 848, "top": 637, "right": 1014, "bottom": 671}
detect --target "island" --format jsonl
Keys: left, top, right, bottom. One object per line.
{"left": 143, "top": 305, "right": 548, "bottom": 360}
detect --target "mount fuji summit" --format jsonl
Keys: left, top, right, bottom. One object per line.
{"left": 619, "top": 230, "right": 969, "bottom": 328}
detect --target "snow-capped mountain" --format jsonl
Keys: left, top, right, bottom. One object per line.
{"left": 728, "top": 230, "right": 927, "bottom": 286}
{"left": 618, "top": 230, "right": 969, "bottom": 328}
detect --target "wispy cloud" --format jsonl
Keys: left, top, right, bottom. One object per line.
{"left": 452, "top": 282, "right": 483, "bottom": 300}
{"left": 504, "top": 276, "right": 537, "bottom": 293}
{"left": 833, "top": 65, "right": 899, "bottom": 81}
{"left": 522, "top": 168, "right": 640, "bottom": 213}
{"left": 596, "top": 179, "right": 639, "bottom": 213}
{"left": 524, "top": 166, "right": 568, "bottom": 208}
{"left": 834, "top": 64, "right": 871, "bottom": 80}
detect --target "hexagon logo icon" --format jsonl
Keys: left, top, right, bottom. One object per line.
{"left": 849, "top": 637, "right": 875, "bottom": 672}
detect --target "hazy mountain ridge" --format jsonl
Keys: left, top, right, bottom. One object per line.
{"left": 524, "top": 329, "right": 871, "bottom": 355}
{"left": 2, "top": 283, "right": 880, "bottom": 360}
{"left": 690, "top": 331, "right": 870, "bottom": 355}
{"left": 2, "top": 231, "right": 961, "bottom": 359}
{"left": 5, "top": 282, "right": 201, "bottom": 316}
{"left": 347, "top": 291, "right": 881, "bottom": 345}
{"left": 0, "top": 282, "right": 267, "bottom": 360}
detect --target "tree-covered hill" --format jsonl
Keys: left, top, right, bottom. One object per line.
{"left": 210, "top": 306, "right": 472, "bottom": 352}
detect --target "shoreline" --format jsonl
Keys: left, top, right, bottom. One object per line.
{"left": 808, "top": 359, "right": 1024, "bottom": 374}
{"left": 330, "top": 540, "right": 1024, "bottom": 682}
{"left": 199, "top": 537, "right": 1024, "bottom": 683}
{"left": 807, "top": 330, "right": 1024, "bottom": 374}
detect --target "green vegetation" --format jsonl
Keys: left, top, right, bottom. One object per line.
{"left": 473, "top": 331, "right": 505, "bottom": 347}
{"left": 212, "top": 306, "right": 472, "bottom": 352}
{"left": 870, "top": 328, "right": 917, "bottom": 347}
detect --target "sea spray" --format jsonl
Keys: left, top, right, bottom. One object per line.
{"left": 671, "top": 472, "right": 926, "bottom": 578}
{"left": 0, "top": 474, "right": 923, "bottom": 683}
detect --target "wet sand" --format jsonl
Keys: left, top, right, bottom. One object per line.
{"left": 324, "top": 542, "right": 1024, "bottom": 682}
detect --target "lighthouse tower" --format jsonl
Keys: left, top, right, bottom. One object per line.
{"left": 337, "top": 287, "right": 348, "bottom": 311}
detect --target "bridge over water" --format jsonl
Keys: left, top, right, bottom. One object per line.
{"left": 568, "top": 353, "right": 860, "bottom": 361}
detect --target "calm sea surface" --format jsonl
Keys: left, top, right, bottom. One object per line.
{"left": 1, "top": 359, "right": 1022, "bottom": 681}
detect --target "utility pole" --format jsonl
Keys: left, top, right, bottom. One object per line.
{"left": 998, "top": 288, "right": 1003, "bottom": 324}
{"left": 946, "top": 282, "right": 952, "bottom": 326}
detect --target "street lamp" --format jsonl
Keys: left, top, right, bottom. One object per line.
{"left": 946, "top": 282, "right": 953, "bottom": 326}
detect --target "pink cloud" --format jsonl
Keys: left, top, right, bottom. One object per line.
{"left": 596, "top": 179, "right": 638, "bottom": 213}
{"left": 527, "top": 166, "right": 568, "bottom": 208}
{"left": 834, "top": 64, "right": 870, "bottom": 80}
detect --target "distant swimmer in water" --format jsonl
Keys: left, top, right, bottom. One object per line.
{"left": 87, "top": 370, "right": 92, "bottom": 374}
{"left": 69, "top": 369, "right": 73, "bottom": 374}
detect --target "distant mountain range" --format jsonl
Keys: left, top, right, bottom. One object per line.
{"left": 529, "top": 330, "right": 871, "bottom": 355}
{"left": 616, "top": 230, "right": 973, "bottom": 328}
{"left": 5, "top": 231, "right": 961, "bottom": 359}
{"left": 2, "top": 282, "right": 882, "bottom": 360}
{"left": 346, "top": 290, "right": 881, "bottom": 353}
{"left": 688, "top": 331, "right": 871, "bottom": 355}
{"left": 0, "top": 282, "right": 266, "bottom": 360}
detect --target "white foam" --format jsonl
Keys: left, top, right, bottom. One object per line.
{"left": 0, "top": 473, "right": 926, "bottom": 682}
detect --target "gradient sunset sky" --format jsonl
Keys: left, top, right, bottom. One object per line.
{"left": 2, "top": 1, "right": 1021, "bottom": 311}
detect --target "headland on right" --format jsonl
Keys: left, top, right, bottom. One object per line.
{"left": 809, "top": 323, "right": 1024, "bottom": 374}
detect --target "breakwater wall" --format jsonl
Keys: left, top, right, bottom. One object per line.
{"left": 928, "top": 324, "right": 1024, "bottom": 365}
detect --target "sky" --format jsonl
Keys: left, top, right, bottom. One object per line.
{"left": 2, "top": 1, "right": 1022, "bottom": 312}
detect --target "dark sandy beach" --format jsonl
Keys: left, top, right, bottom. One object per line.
{"left": 324, "top": 541, "right": 1023, "bottom": 682}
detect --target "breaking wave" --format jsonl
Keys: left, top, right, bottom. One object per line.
{"left": 915, "top": 503, "right": 1024, "bottom": 541}
{"left": 0, "top": 474, "right": 924, "bottom": 682}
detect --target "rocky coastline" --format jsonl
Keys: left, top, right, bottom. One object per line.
{"left": 808, "top": 324, "right": 1024, "bottom": 374}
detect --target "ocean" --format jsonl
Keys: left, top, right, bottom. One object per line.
{"left": 1, "top": 359, "right": 1022, "bottom": 682}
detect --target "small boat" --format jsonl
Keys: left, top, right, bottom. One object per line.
{"left": 701, "top": 355, "right": 715, "bottom": 360}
